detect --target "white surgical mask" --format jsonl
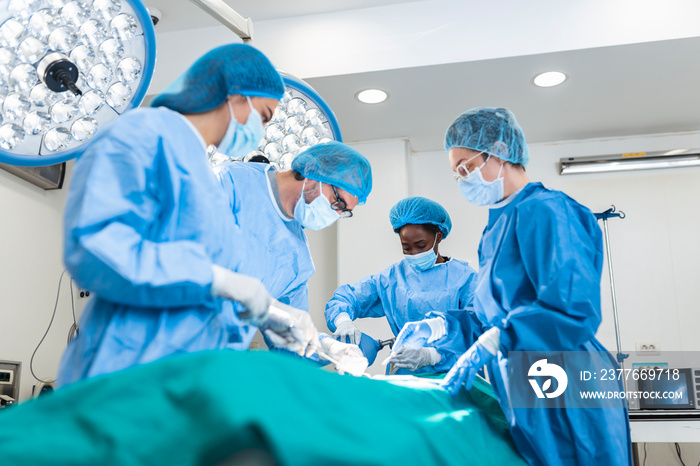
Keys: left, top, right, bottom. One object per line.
{"left": 294, "top": 181, "right": 340, "bottom": 230}
{"left": 458, "top": 159, "right": 504, "bottom": 206}
{"left": 217, "top": 97, "right": 264, "bottom": 158}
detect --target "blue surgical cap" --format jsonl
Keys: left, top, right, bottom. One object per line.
{"left": 150, "top": 44, "right": 284, "bottom": 113}
{"left": 291, "top": 142, "right": 373, "bottom": 204}
{"left": 389, "top": 197, "right": 452, "bottom": 239}
{"left": 444, "top": 107, "right": 529, "bottom": 166}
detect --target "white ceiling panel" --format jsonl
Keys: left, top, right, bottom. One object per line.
{"left": 145, "top": 0, "right": 422, "bottom": 33}
{"left": 144, "top": 1, "right": 700, "bottom": 152}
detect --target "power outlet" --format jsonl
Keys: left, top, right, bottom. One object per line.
{"left": 77, "top": 289, "right": 91, "bottom": 299}
{"left": 635, "top": 341, "right": 661, "bottom": 355}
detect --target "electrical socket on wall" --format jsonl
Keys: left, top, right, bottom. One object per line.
{"left": 635, "top": 341, "right": 661, "bottom": 355}
{"left": 77, "top": 289, "right": 91, "bottom": 299}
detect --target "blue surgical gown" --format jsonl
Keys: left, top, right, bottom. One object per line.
{"left": 325, "top": 258, "right": 477, "bottom": 374}
{"left": 215, "top": 162, "right": 315, "bottom": 350}
{"left": 469, "top": 182, "right": 632, "bottom": 466}
{"left": 58, "top": 107, "right": 241, "bottom": 386}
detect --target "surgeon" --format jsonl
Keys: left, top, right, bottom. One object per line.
{"left": 324, "top": 196, "right": 477, "bottom": 374}
{"left": 215, "top": 141, "right": 373, "bottom": 351}
{"left": 393, "top": 107, "right": 632, "bottom": 465}
{"left": 58, "top": 44, "right": 318, "bottom": 387}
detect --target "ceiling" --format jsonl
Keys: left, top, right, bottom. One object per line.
{"left": 143, "top": 1, "right": 700, "bottom": 153}
{"left": 306, "top": 37, "right": 700, "bottom": 152}
{"left": 146, "top": 0, "right": 421, "bottom": 32}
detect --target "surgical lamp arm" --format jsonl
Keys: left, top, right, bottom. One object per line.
{"left": 188, "top": 0, "right": 254, "bottom": 42}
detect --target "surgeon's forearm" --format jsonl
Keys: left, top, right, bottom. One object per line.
{"left": 66, "top": 227, "right": 216, "bottom": 308}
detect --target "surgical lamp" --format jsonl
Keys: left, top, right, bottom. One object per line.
{"left": 0, "top": 0, "right": 156, "bottom": 168}
{"left": 210, "top": 74, "right": 342, "bottom": 170}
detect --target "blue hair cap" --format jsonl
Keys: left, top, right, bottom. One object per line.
{"left": 291, "top": 142, "right": 373, "bottom": 204}
{"left": 390, "top": 197, "right": 452, "bottom": 239}
{"left": 444, "top": 107, "right": 529, "bottom": 166}
{"left": 151, "top": 43, "right": 284, "bottom": 113}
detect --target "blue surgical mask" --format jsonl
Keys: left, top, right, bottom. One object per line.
{"left": 294, "top": 181, "right": 340, "bottom": 230}
{"left": 404, "top": 235, "right": 438, "bottom": 271}
{"left": 458, "top": 162, "right": 504, "bottom": 206}
{"left": 217, "top": 97, "right": 264, "bottom": 158}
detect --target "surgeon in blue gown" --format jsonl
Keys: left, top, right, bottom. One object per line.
{"left": 215, "top": 142, "right": 373, "bottom": 350}
{"left": 325, "top": 196, "right": 477, "bottom": 374}
{"left": 393, "top": 108, "right": 632, "bottom": 465}
{"left": 57, "top": 44, "right": 319, "bottom": 387}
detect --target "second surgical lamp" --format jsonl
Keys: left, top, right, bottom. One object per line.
{"left": 208, "top": 74, "right": 343, "bottom": 170}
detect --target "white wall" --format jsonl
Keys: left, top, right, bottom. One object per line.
{"left": 339, "top": 139, "right": 411, "bottom": 285}
{"left": 0, "top": 162, "right": 86, "bottom": 403}
{"left": 332, "top": 139, "right": 411, "bottom": 372}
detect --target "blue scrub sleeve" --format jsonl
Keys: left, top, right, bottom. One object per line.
{"left": 64, "top": 131, "right": 215, "bottom": 308}
{"left": 425, "top": 311, "right": 469, "bottom": 372}
{"left": 499, "top": 199, "right": 603, "bottom": 352}
{"left": 278, "top": 283, "right": 309, "bottom": 311}
{"left": 324, "top": 274, "right": 385, "bottom": 330}
{"left": 458, "top": 268, "right": 478, "bottom": 308}
{"left": 431, "top": 309, "right": 484, "bottom": 347}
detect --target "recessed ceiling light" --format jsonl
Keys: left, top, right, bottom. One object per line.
{"left": 533, "top": 71, "right": 567, "bottom": 88}
{"left": 356, "top": 89, "right": 388, "bottom": 104}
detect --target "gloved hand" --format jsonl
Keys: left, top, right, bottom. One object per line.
{"left": 211, "top": 265, "right": 271, "bottom": 323}
{"left": 332, "top": 313, "right": 362, "bottom": 345}
{"left": 393, "top": 316, "right": 447, "bottom": 350}
{"left": 260, "top": 300, "right": 320, "bottom": 358}
{"left": 318, "top": 335, "right": 368, "bottom": 376}
{"left": 440, "top": 327, "right": 500, "bottom": 396}
{"left": 387, "top": 347, "right": 442, "bottom": 371}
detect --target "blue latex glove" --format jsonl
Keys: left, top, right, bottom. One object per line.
{"left": 440, "top": 340, "right": 494, "bottom": 395}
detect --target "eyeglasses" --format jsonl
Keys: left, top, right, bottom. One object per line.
{"left": 331, "top": 185, "right": 353, "bottom": 218}
{"left": 453, "top": 152, "right": 488, "bottom": 181}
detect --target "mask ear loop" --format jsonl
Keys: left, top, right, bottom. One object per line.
{"left": 226, "top": 99, "right": 235, "bottom": 125}
{"left": 245, "top": 96, "right": 254, "bottom": 120}
{"left": 312, "top": 181, "right": 323, "bottom": 204}
{"left": 494, "top": 159, "right": 505, "bottom": 182}
{"left": 482, "top": 155, "right": 504, "bottom": 183}
{"left": 300, "top": 179, "right": 325, "bottom": 205}
{"left": 245, "top": 96, "right": 263, "bottom": 126}
{"left": 227, "top": 97, "right": 254, "bottom": 125}
{"left": 298, "top": 179, "right": 308, "bottom": 205}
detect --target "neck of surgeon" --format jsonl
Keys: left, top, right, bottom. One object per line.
{"left": 500, "top": 159, "right": 530, "bottom": 198}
